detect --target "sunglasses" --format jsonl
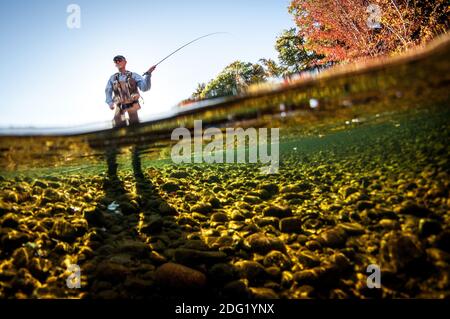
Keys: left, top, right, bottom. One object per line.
{"left": 114, "top": 58, "right": 124, "bottom": 63}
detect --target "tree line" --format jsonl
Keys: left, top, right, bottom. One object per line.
{"left": 180, "top": 0, "right": 448, "bottom": 105}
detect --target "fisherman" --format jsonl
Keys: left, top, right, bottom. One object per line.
{"left": 105, "top": 55, "right": 156, "bottom": 127}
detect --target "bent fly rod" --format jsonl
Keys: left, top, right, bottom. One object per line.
{"left": 143, "top": 32, "right": 227, "bottom": 75}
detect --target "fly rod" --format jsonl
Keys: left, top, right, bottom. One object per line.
{"left": 143, "top": 32, "right": 227, "bottom": 75}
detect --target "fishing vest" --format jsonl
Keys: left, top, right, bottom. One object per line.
{"left": 112, "top": 71, "right": 140, "bottom": 105}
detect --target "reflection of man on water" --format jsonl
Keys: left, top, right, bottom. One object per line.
{"left": 105, "top": 55, "right": 156, "bottom": 127}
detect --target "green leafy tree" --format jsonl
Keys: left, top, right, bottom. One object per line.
{"left": 191, "top": 82, "right": 206, "bottom": 99}
{"left": 200, "top": 61, "right": 267, "bottom": 98}
{"left": 275, "top": 28, "right": 322, "bottom": 75}
{"left": 259, "top": 58, "right": 283, "bottom": 78}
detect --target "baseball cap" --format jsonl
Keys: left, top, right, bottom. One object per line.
{"left": 113, "top": 55, "right": 126, "bottom": 62}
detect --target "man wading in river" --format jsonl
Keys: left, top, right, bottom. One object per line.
{"left": 105, "top": 55, "right": 156, "bottom": 127}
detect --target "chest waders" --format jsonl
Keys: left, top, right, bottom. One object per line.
{"left": 112, "top": 72, "right": 141, "bottom": 127}
{"left": 112, "top": 71, "right": 141, "bottom": 110}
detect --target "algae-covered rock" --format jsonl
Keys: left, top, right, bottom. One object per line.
{"left": 155, "top": 262, "right": 206, "bottom": 290}
{"left": 263, "top": 205, "right": 292, "bottom": 218}
{"left": 244, "top": 233, "right": 285, "bottom": 254}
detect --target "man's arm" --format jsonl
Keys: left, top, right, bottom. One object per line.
{"left": 133, "top": 73, "right": 152, "bottom": 92}
{"left": 134, "top": 65, "right": 156, "bottom": 92}
{"left": 105, "top": 76, "right": 114, "bottom": 108}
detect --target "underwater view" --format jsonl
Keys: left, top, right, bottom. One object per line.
{"left": 1, "top": 31, "right": 449, "bottom": 303}
{"left": 1, "top": 4, "right": 450, "bottom": 316}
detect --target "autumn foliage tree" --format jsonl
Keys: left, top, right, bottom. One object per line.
{"left": 289, "top": 0, "right": 449, "bottom": 63}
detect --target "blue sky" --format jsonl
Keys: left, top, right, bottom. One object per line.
{"left": 0, "top": 0, "right": 294, "bottom": 127}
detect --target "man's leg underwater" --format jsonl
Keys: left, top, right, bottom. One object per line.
{"left": 131, "top": 145, "right": 144, "bottom": 178}
{"left": 105, "top": 146, "right": 119, "bottom": 177}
